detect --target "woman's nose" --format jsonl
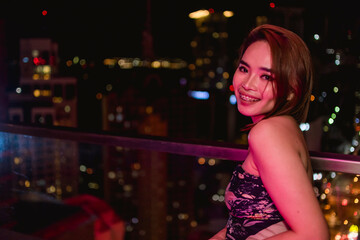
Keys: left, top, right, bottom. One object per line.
{"left": 241, "top": 75, "right": 257, "bottom": 90}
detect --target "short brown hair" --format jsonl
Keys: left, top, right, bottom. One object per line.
{"left": 238, "top": 24, "right": 313, "bottom": 125}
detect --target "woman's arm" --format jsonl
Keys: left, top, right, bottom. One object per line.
{"left": 248, "top": 117, "right": 329, "bottom": 240}
{"left": 209, "top": 227, "right": 226, "bottom": 240}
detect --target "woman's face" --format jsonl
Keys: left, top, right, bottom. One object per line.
{"left": 233, "top": 40, "right": 276, "bottom": 123}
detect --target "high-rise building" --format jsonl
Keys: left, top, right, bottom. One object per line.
{"left": 7, "top": 38, "right": 77, "bottom": 127}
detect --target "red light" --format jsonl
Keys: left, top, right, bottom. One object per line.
{"left": 33, "top": 57, "right": 46, "bottom": 65}
{"left": 208, "top": 8, "right": 215, "bottom": 14}
{"left": 270, "top": 2, "right": 275, "bottom": 8}
{"left": 42, "top": 10, "right": 47, "bottom": 16}
{"left": 229, "top": 85, "right": 234, "bottom": 92}
{"left": 33, "top": 57, "right": 40, "bottom": 65}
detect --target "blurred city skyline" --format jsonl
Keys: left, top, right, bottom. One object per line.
{"left": 1, "top": 0, "right": 360, "bottom": 153}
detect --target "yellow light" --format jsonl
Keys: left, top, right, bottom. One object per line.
{"left": 208, "top": 71, "right": 215, "bottom": 78}
{"left": 190, "top": 221, "right": 198, "bottom": 227}
{"left": 161, "top": 60, "right": 170, "bottom": 68}
{"left": 206, "top": 50, "right": 214, "bottom": 56}
{"left": 223, "top": 72, "right": 230, "bottom": 79}
{"left": 324, "top": 188, "right": 330, "bottom": 194}
{"left": 106, "top": 84, "right": 113, "bottom": 91}
{"left": 190, "top": 41, "right": 197, "bottom": 48}
{"left": 48, "top": 185, "right": 56, "bottom": 193}
{"left": 41, "top": 90, "right": 51, "bottom": 96}
{"left": 354, "top": 177, "right": 359, "bottom": 182}
{"left": 216, "top": 82, "right": 224, "bottom": 89}
{"left": 188, "top": 10, "right": 209, "bottom": 19}
{"left": 25, "top": 180, "right": 30, "bottom": 188}
{"left": 56, "top": 188, "right": 62, "bottom": 195}
{"left": 88, "top": 182, "right": 99, "bottom": 189}
{"left": 104, "top": 58, "right": 116, "bottom": 66}
{"left": 220, "top": 32, "right": 228, "bottom": 38}
{"left": 108, "top": 171, "right": 116, "bottom": 179}
{"left": 151, "top": 61, "right": 161, "bottom": 68}
{"left": 32, "top": 49, "right": 39, "bottom": 58}
{"left": 223, "top": 11, "right": 234, "bottom": 18}
{"left": 349, "top": 224, "right": 359, "bottom": 233}
{"left": 66, "top": 60, "right": 72, "bottom": 67}
{"left": 33, "top": 89, "right": 41, "bottom": 97}
{"left": 145, "top": 106, "right": 153, "bottom": 114}
{"left": 195, "top": 58, "right": 203, "bottom": 66}
{"left": 33, "top": 74, "right": 40, "bottom": 80}
{"left": 52, "top": 97, "right": 63, "bottom": 103}
{"left": 66, "top": 185, "right": 72, "bottom": 192}
{"left": 344, "top": 220, "right": 349, "bottom": 225}
{"left": 204, "top": 58, "right": 211, "bottom": 64}
{"left": 208, "top": 158, "right": 216, "bottom": 166}
{"left": 133, "top": 163, "right": 141, "bottom": 170}
{"left": 14, "top": 157, "right": 21, "bottom": 165}
{"left": 355, "top": 198, "right": 359, "bottom": 204}
{"left": 42, "top": 65, "right": 51, "bottom": 74}
{"left": 43, "top": 74, "right": 50, "bottom": 80}
{"left": 64, "top": 105, "right": 71, "bottom": 113}
{"left": 212, "top": 32, "right": 219, "bottom": 39}
{"left": 310, "top": 95, "right": 315, "bottom": 101}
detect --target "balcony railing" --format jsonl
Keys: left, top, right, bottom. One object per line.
{"left": 0, "top": 123, "right": 359, "bottom": 240}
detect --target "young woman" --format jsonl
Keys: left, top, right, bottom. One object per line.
{"left": 210, "top": 24, "right": 329, "bottom": 239}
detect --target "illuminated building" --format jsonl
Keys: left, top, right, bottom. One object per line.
{"left": 7, "top": 38, "right": 77, "bottom": 127}
{"left": 2, "top": 38, "right": 80, "bottom": 212}
{"left": 188, "top": 8, "right": 235, "bottom": 141}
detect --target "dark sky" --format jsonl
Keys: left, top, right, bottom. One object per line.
{"left": 1, "top": 0, "right": 359, "bottom": 62}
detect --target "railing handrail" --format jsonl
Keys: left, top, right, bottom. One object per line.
{"left": 1, "top": 123, "right": 360, "bottom": 174}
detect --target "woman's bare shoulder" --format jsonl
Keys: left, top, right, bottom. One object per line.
{"left": 249, "top": 115, "right": 299, "bottom": 143}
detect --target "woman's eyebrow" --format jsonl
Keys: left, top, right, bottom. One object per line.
{"left": 239, "top": 60, "right": 249, "bottom": 67}
{"left": 240, "top": 59, "right": 273, "bottom": 73}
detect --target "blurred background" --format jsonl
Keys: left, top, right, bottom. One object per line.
{"left": 1, "top": 1, "right": 360, "bottom": 239}
{"left": 0, "top": 0, "right": 359, "bottom": 154}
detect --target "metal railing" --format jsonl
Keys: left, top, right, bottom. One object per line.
{"left": 1, "top": 122, "right": 360, "bottom": 174}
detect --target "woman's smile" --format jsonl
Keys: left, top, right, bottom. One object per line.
{"left": 238, "top": 92, "right": 260, "bottom": 102}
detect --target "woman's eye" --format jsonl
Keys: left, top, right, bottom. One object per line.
{"left": 261, "top": 74, "right": 273, "bottom": 81}
{"left": 238, "top": 66, "right": 248, "bottom": 73}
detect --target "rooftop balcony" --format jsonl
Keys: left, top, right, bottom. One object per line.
{"left": 0, "top": 123, "right": 359, "bottom": 240}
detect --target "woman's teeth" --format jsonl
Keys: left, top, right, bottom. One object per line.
{"left": 239, "top": 94, "right": 260, "bottom": 102}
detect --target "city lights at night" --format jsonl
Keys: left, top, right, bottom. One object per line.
{"left": 0, "top": 0, "right": 360, "bottom": 239}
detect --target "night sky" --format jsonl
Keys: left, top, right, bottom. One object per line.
{"left": 0, "top": 0, "right": 359, "bottom": 62}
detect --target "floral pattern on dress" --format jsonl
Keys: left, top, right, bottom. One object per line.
{"left": 225, "top": 164, "right": 284, "bottom": 239}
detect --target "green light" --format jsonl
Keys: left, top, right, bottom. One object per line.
{"left": 331, "top": 113, "right": 336, "bottom": 119}
{"left": 334, "top": 106, "right": 340, "bottom": 112}
{"left": 333, "top": 87, "right": 339, "bottom": 93}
